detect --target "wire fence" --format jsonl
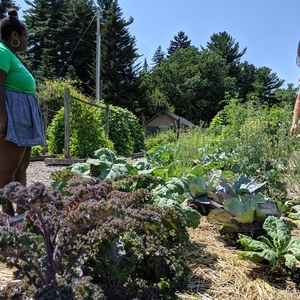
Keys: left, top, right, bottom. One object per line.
{"left": 41, "top": 88, "right": 146, "bottom": 158}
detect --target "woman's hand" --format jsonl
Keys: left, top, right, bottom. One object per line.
{"left": 290, "top": 123, "right": 298, "bottom": 136}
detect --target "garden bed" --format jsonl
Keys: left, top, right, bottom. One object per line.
{"left": 1, "top": 216, "right": 299, "bottom": 299}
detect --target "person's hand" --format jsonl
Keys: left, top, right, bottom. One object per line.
{"left": 290, "top": 123, "right": 298, "bottom": 136}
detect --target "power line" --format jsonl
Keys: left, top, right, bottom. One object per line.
{"left": 58, "top": 14, "right": 97, "bottom": 77}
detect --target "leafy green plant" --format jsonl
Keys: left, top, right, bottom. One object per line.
{"left": 182, "top": 172, "right": 267, "bottom": 216}
{"left": 46, "top": 80, "right": 145, "bottom": 158}
{"left": 31, "top": 145, "right": 43, "bottom": 157}
{"left": 151, "top": 176, "right": 201, "bottom": 229}
{"left": 207, "top": 193, "right": 277, "bottom": 237}
{"left": 145, "top": 128, "right": 178, "bottom": 151}
{"left": 288, "top": 205, "right": 300, "bottom": 228}
{"left": 238, "top": 216, "right": 300, "bottom": 272}
{"left": 96, "top": 102, "right": 145, "bottom": 155}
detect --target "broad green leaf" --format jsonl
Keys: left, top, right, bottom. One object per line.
{"left": 153, "top": 178, "right": 189, "bottom": 196}
{"left": 239, "top": 234, "right": 272, "bottom": 251}
{"left": 223, "top": 198, "right": 246, "bottom": 216}
{"left": 189, "top": 176, "right": 207, "bottom": 198}
{"left": 239, "top": 194, "right": 268, "bottom": 212}
{"left": 284, "top": 236, "right": 300, "bottom": 259}
{"left": 288, "top": 205, "right": 300, "bottom": 220}
{"left": 132, "top": 159, "right": 152, "bottom": 171}
{"left": 238, "top": 251, "right": 265, "bottom": 263}
{"left": 232, "top": 173, "right": 266, "bottom": 194}
{"left": 238, "top": 249, "right": 276, "bottom": 264}
{"left": 180, "top": 205, "right": 201, "bottom": 229}
{"left": 263, "top": 216, "right": 289, "bottom": 241}
{"left": 152, "top": 196, "right": 201, "bottom": 228}
{"left": 67, "top": 163, "right": 90, "bottom": 175}
{"left": 233, "top": 209, "right": 256, "bottom": 223}
{"left": 91, "top": 161, "right": 111, "bottom": 180}
{"left": 106, "top": 163, "right": 133, "bottom": 179}
{"left": 207, "top": 208, "right": 234, "bottom": 225}
{"left": 189, "top": 164, "right": 206, "bottom": 176}
{"left": 284, "top": 254, "right": 299, "bottom": 270}
{"left": 114, "top": 157, "right": 127, "bottom": 164}
{"left": 219, "top": 223, "right": 242, "bottom": 234}
{"left": 93, "top": 148, "right": 116, "bottom": 162}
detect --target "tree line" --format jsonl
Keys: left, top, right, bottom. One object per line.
{"left": 1, "top": 0, "right": 298, "bottom": 125}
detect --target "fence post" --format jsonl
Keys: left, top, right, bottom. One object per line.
{"left": 105, "top": 101, "right": 109, "bottom": 138}
{"left": 64, "top": 88, "right": 70, "bottom": 158}
{"left": 142, "top": 115, "right": 146, "bottom": 135}
{"left": 177, "top": 118, "right": 180, "bottom": 139}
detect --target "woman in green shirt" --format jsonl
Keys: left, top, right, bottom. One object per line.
{"left": 0, "top": 8, "right": 45, "bottom": 216}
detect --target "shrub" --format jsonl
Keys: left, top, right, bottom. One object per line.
{"left": 46, "top": 80, "right": 145, "bottom": 157}
{"left": 96, "top": 101, "right": 145, "bottom": 155}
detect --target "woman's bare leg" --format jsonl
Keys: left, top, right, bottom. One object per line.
{"left": 14, "top": 146, "right": 31, "bottom": 186}
{"left": 14, "top": 147, "right": 31, "bottom": 214}
{"left": 0, "top": 138, "right": 28, "bottom": 214}
{"left": 14, "top": 146, "right": 31, "bottom": 214}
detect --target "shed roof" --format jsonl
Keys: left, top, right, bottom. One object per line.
{"left": 146, "top": 111, "right": 196, "bottom": 128}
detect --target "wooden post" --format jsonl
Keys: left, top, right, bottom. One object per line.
{"left": 142, "top": 115, "right": 146, "bottom": 135}
{"left": 64, "top": 88, "right": 70, "bottom": 158}
{"left": 105, "top": 102, "right": 109, "bottom": 138}
{"left": 177, "top": 118, "right": 180, "bottom": 139}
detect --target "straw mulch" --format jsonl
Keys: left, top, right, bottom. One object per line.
{"left": 1, "top": 217, "right": 300, "bottom": 300}
{"left": 177, "top": 216, "right": 300, "bottom": 300}
{"left": 0, "top": 265, "right": 14, "bottom": 291}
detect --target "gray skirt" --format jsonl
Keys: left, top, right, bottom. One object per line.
{"left": 4, "top": 89, "right": 46, "bottom": 147}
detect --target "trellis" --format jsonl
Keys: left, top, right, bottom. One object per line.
{"left": 42, "top": 88, "right": 146, "bottom": 158}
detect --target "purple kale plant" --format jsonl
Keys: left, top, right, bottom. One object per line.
{"left": 0, "top": 174, "right": 190, "bottom": 299}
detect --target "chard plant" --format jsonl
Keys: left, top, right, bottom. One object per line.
{"left": 238, "top": 216, "right": 300, "bottom": 273}
{"left": 0, "top": 175, "right": 190, "bottom": 299}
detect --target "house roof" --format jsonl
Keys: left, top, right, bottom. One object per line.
{"left": 145, "top": 111, "right": 197, "bottom": 127}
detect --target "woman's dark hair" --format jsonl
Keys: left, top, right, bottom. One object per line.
{"left": 1, "top": 8, "right": 25, "bottom": 40}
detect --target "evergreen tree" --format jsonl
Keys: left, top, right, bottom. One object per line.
{"left": 167, "top": 30, "right": 191, "bottom": 56}
{"left": 247, "top": 66, "right": 284, "bottom": 105}
{"left": 142, "top": 58, "right": 149, "bottom": 72}
{"left": 24, "top": 0, "right": 69, "bottom": 81}
{"left": 152, "top": 45, "right": 165, "bottom": 67}
{"left": 238, "top": 61, "right": 257, "bottom": 100}
{"left": 97, "top": 0, "right": 147, "bottom": 117}
{"left": 58, "top": 0, "right": 96, "bottom": 94}
{"left": 24, "top": 0, "right": 96, "bottom": 94}
{"left": 0, "top": 0, "right": 19, "bottom": 18}
{"left": 203, "top": 31, "right": 246, "bottom": 79}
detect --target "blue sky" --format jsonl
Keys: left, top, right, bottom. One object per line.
{"left": 18, "top": 0, "right": 300, "bottom": 88}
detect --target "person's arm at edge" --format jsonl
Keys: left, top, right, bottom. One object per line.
{"left": 290, "top": 90, "right": 300, "bottom": 136}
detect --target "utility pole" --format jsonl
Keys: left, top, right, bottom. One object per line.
{"left": 96, "top": 8, "right": 101, "bottom": 100}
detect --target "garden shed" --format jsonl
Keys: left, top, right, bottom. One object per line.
{"left": 145, "top": 111, "right": 197, "bottom": 135}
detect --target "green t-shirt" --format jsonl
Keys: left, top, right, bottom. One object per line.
{"left": 0, "top": 43, "right": 36, "bottom": 94}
